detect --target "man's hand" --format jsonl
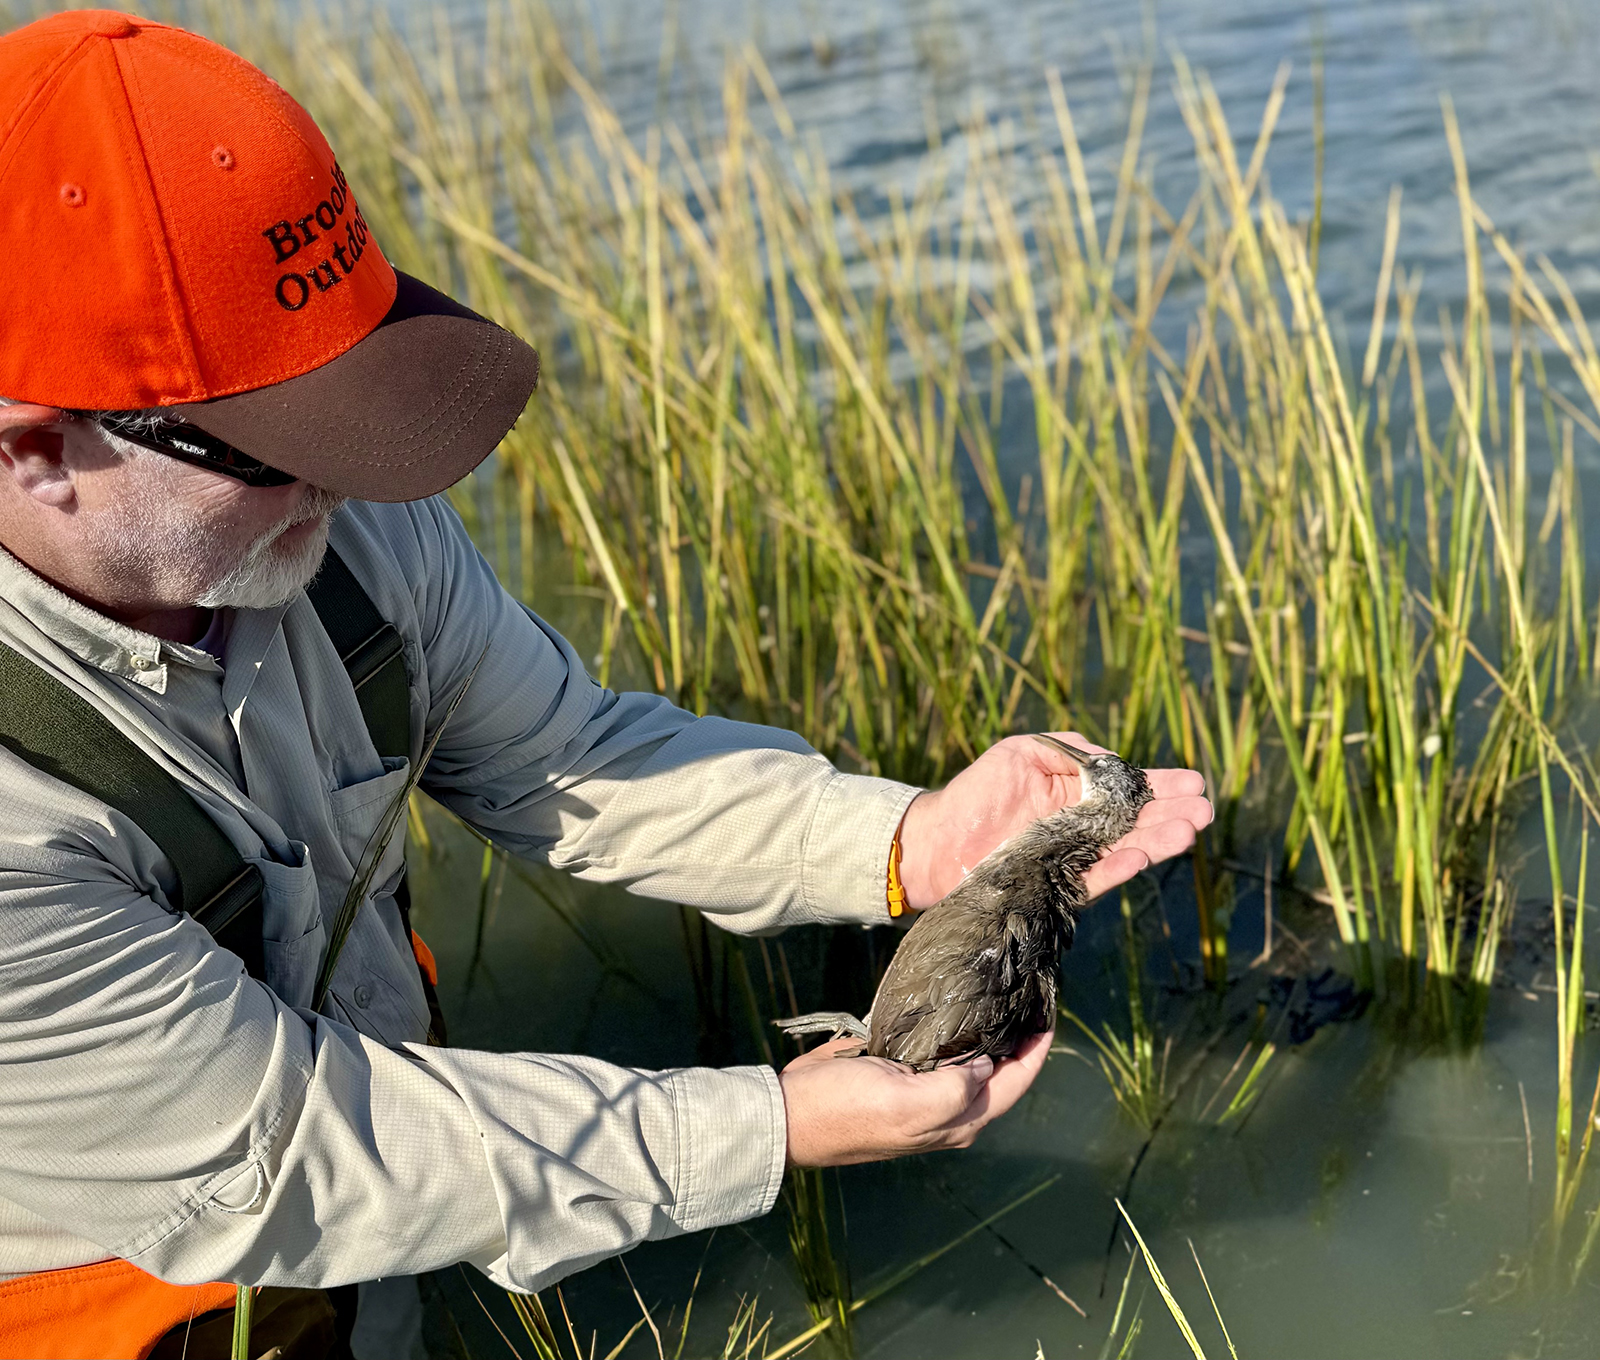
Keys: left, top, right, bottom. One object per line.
{"left": 897, "top": 732, "right": 1212, "bottom": 910}
{"left": 780, "top": 1029, "right": 1054, "bottom": 1167}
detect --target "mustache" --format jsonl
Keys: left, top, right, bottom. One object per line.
{"left": 285, "top": 485, "right": 346, "bottom": 526}
{"left": 231, "top": 485, "right": 344, "bottom": 566}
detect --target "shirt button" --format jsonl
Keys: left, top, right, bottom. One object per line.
{"left": 130, "top": 655, "right": 156, "bottom": 671}
{"left": 353, "top": 985, "right": 372, "bottom": 1009}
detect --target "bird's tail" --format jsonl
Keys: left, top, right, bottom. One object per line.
{"left": 772, "top": 1011, "right": 869, "bottom": 1042}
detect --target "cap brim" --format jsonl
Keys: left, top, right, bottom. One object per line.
{"left": 171, "top": 272, "right": 539, "bottom": 502}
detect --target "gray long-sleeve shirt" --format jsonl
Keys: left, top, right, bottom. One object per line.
{"left": 0, "top": 495, "right": 918, "bottom": 1290}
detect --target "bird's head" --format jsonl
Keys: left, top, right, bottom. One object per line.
{"left": 1034, "top": 735, "right": 1154, "bottom": 813}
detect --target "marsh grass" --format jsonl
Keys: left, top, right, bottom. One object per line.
{"left": 452, "top": 1266, "right": 700, "bottom": 1360}
{"left": 1114, "top": 1202, "right": 1236, "bottom": 1360}
{"left": 230, "top": 1285, "right": 253, "bottom": 1360}
{"left": 22, "top": 0, "right": 1600, "bottom": 1337}
{"left": 764, "top": 1173, "right": 1063, "bottom": 1360}
{"left": 226, "top": 0, "right": 1600, "bottom": 1006}
{"left": 779, "top": 1167, "right": 853, "bottom": 1356}
{"left": 1059, "top": 894, "right": 1172, "bottom": 1131}
{"left": 1059, "top": 1003, "right": 1171, "bottom": 1134}
{"left": 1211, "top": 1040, "right": 1276, "bottom": 1126}
{"left": 181, "top": 0, "right": 1600, "bottom": 1322}
{"left": 1097, "top": 1252, "right": 1146, "bottom": 1360}
{"left": 742, "top": 934, "right": 856, "bottom": 1354}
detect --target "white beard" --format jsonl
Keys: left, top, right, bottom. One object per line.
{"left": 195, "top": 487, "right": 343, "bottom": 609}
{"left": 84, "top": 440, "right": 345, "bottom": 610}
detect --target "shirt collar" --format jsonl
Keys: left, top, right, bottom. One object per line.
{"left": 0, "top": 544, "right": 232, "bottom": 693}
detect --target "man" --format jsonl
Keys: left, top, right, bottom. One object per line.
{"left": 0, "top": 10, "right": 1211, "bottom": 1358}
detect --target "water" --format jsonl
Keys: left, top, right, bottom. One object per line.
{"left": 556, "top": 0, "right": 1600, "bottom": 336}
{"left": 410, "top": 795, "right": 1599, "bottom": 1357}
{"left": 407, "top": 1, "right": 1600, "bottom": 1355}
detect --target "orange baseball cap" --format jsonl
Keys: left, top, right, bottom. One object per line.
{"left": 0, "top": 9, "right": 538, "bottom": 501}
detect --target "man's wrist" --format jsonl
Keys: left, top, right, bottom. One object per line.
{"left": 894, "top": 790, "right": 941, "bottom": 911}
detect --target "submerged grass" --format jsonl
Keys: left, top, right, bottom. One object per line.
{"left": 763, "top": 1173, "right": 1063, "bottom": 1360}
{"left": 779, "top": 1165, "right": 853, "bottom": 1356}
{"left": 1059, "top": 894, "right": 1172, "bottom": 1131}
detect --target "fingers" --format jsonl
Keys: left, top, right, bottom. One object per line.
{"left": 1082, "top": 846, "right": 1152, "bottom": 898}
{"left": 781, "top": 1045, "right": 1003, "bottom": 1165}
{"left": 1027, "top": 747, "right": 1211, "bottom": 901}
{"left": 1145, "top": 768, "right": 1207, "bottom": 798}
{"left": 900, "top": 1054, "right": 996, "bottom": 1131}
{"left": 928, "top": 1030, "right": 1055, "bottom": 1147}
{"left": 1080, "top": 798, "right": 1211, "bottom": 899}
{"left": 1116, "top": 817, "right": 1200, "bottom": 865}
{"left": 1084, "top": 816, "right": 1205, "bottom": 897}
{"left": 1109, "top": 793, "right": 1213, "bottom": 880}
{"left": 1134, "top": 795, "right": 1214, "bottom": 831}
{"left": 780, "top": 1029, "right": 1054, "bottom": 1164}
{"left": 1031, "top": 735, "right": 1206, "bottom": 802}
{"left": 976, "top": 1029, "right": 1053, "bottom": 1118}
{"left": 1127, "top": 816, "right": 1202, "bottom": 855}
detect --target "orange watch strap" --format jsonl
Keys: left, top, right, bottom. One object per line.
{"left": 886, "top": 825, "right": 907, "bottom": 918}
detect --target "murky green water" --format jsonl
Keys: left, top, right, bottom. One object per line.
{"left": 407, "top": 1, "right": 1600, "bottom": 1354}
{"left": 410, "top": 801, "right": 1600, "bottom": 1359}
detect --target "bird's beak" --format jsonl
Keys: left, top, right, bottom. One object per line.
{"left": 1032, "top": 733, "right": 1099, "bottom": 767}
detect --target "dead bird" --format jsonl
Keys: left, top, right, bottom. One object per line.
{"left": 776, "top": 736, "right": 1153, "bottom": 1072}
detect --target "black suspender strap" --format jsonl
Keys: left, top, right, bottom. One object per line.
{"left": 305, "top": 549, "right": 410, "bottom": 761}
{"left": 0, "top": 547, "right": 411, "bottom": 984}
{"left": 306, "top": 551, "right": 442, "bottom": 1037}
{"left": 306, "top": 550, "right": 441, "bottom": 1038}
{"left": 0, "top": 641, "right": 267, "bottom": 976}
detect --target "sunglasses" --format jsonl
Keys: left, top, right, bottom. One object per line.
{"left": 81, "top": 411, "right": 297, "bottom": 488}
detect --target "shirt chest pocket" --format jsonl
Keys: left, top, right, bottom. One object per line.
{"left": 327, "top": 756, "right": 412, "bottom": 899}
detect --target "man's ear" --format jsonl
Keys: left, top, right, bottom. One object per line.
{"left": 0, "top": 404, "right": 75, "bottom": 507}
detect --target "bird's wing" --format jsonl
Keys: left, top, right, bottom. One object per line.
{"left": 868, "top": 878, "right": 1058, "bottom": 1069}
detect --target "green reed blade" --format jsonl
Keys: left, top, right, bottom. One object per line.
{"left": 230, "top": 1284, "right": 254, "bottom": 1360}
{"left": 313, "top": 645, "right": 488, "bottom": 1014}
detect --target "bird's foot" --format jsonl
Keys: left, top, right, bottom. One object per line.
{"left": 773, "top": 1011, "right": 870, "bottom": 1043}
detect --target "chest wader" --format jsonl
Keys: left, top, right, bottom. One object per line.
{"left": 0, "top": 550, "right": 444, "bottom": 1360}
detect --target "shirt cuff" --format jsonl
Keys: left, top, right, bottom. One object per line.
{"left": 801, "top": 771, "right": 922, "bottom": 926}
{"left": 664, "top": 1064, "right": 787, "bottom": 1233}
{"left": 428, "top": 1049, "right": 790, "bottom": 1294}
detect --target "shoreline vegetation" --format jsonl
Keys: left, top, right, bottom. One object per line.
{"left": 247, "top": 0, "right": 1598, "bottom": 989}
{"left": 18, "top": 0, "right": 1600, "bottom": 1351}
